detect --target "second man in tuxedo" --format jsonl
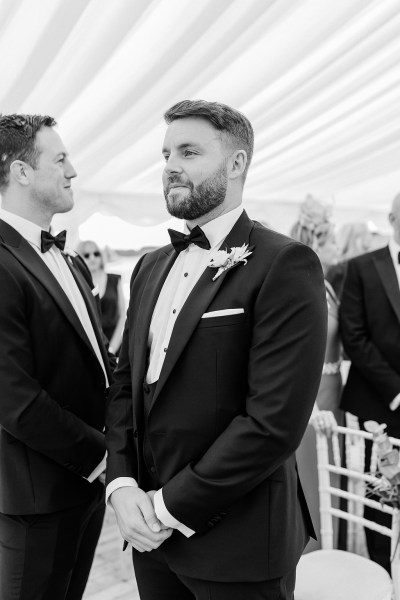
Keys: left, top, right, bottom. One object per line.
{"left": 340, "top": 193, "right": 400, "bottom": 573}
{"left": 0, "top": 114, "right": 115, "bottom": 599}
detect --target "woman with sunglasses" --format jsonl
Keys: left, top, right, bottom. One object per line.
{"left": 77, "top": 240, "right": 126, "bottom": 356}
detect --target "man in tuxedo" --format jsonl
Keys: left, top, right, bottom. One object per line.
{"left": 340, "top": 193, "right": 400, "bottom": 572}
{"left": 0, "top": 114, "right": 115, "bottom": 599}
{"left": 105, "top": 100, "right": 327, "bottom": 599}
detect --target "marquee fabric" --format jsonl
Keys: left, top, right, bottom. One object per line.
{"left": 1, "top": 0, "right": 399, "bottom": 234}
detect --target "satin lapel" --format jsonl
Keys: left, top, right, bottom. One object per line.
{"left": 0, "top": 221, "right": 95, "bottom": 355}
{"left": 150, "top": 211, "right": 255, "bottom": 411}
{"left": 62, "top": 255, "right": 111, "bottom": 376}
{"left": 373, "top": 248, "right": 400, "bottom": 324}
{"left": 130, "top": 247, "right": 178, "bottom": 386}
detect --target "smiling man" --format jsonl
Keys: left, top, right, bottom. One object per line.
{"left": 0, "top": 114, "right": 115, "bottom": 600}
{"left": 105, "top": 100, "right": 327, "bottom": 600}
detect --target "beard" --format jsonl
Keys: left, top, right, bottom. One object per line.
{"left": 164, "top": 161, "right": 228, "bottom": 220}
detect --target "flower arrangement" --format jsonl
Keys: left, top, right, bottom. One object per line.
{"left": 364, "top": 421, "right": 400, "bottom": 508}
{"left": 208, "top": 244, "right": 253, "bottom": 281}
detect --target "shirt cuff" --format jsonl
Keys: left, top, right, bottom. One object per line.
{"left": 105, "top": 477, "right": 138, "bottom": 505}
{"left": 389, "top": 393, "right": 400, "bottom": 411}
{"left": 85, "top": 453, "right": 107, "bottom": 483}
{"left": 153, "top": 489, "right": 195, "bottom": 538}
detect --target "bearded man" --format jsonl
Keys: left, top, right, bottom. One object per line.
{"left": 105, "top": 99, "right": 327, "bottom": 600}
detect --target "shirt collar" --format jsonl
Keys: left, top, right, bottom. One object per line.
{"left": 0, "top": 209, "right": 44, "bottom": 249}
{"left": 184, "top": 205, "right": 243, "bottom": 250}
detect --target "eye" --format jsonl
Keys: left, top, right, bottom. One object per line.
{"left": 184, "top": 150, "right": 195, "bottom": 157}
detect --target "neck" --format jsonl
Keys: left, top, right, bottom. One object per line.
{"left": 2, "top": 196, "right": 51, "bottom": 230}
{"left": 186, "top": 196, "right": 242, "bottom": 229}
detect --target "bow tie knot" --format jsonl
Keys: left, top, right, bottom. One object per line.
{"left": 168, "top": 226, "right": 211, "bottom": 253}
{"left": 40, "top": 230, "right": 67, "bottom": 253}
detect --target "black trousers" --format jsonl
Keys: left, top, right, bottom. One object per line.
{"left": 0, "top": 482, "right": 105, "bottom": 600}
{"left": 132, "top": 547, "right": 296, "bottom": 600}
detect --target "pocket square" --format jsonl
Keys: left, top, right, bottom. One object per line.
{"left": 202, "top": 308, "right": 244, "bottom": 318}
{"left": 91, "top": 285, "right": 99, "bottom": 296}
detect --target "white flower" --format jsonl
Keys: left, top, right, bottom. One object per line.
{"left": 208, "top": 243, "right": 253, "bottom": 281}
{"left": 63, "top": 247, "right": 78, "bottom": 264}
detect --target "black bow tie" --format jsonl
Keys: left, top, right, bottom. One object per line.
{"left": 168, "top": 226, "right": 211, "bottom": 253}
{"left": 40, "top": 230, "right": 67, "bottom": 253}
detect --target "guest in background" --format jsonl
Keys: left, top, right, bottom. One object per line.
{"left": 340, "top": 192, "right": 400, "bottom": 573}
{"left": 326, "top": 221, "right": 372, "bottom": 299}
{"left": 78, "top": 241, "right": 126, "bottom": 355}
{"left": 291, "top": 195, "right": 343, "bottom": 553}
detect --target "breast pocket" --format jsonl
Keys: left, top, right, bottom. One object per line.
{"left": 197, "top": 312, "right": 246, "bottom": 328}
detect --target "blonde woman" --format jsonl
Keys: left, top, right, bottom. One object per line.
{"left": 291, "top": 195, "right": 343, "bottom": 552}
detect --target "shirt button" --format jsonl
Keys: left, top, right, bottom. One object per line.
{"left": 172, "top": 309, "right": 176, "bottom": 314}
{"left": 164, "top": 348, "right": 167, "bottom": 353}
{"left": 184, "top": 272, "right": 188, "bottom": 277}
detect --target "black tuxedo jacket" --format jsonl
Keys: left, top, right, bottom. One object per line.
{"left": 0, "top": 219, "right": 114, "bottom": 515}
{"left": 105, "top": 212, "right": 327, "bottom": 581}
{"left": 340, "top": 246, "right": 400, "bottom": 432}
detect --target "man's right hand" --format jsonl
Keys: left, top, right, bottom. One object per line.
{"left": 110, "top": 486, "right": 173, "bottom": 552}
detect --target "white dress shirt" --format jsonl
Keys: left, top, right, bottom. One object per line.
{"left": 387, "top": 239, "right": 400, "bottom": 411}
{"left": 106, "top": 205, "right": 244, "bottom": 537}
{"left": 1, "top": 209, "right": 108, "bottom": 480}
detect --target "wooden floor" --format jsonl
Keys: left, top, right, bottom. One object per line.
{"left": 83, "top": 507, "right": 140, "bottom": 600}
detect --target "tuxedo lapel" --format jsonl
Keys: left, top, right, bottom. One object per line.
{"left": 0, "top": 220, "right": 96, "bottom": 357}
{"left": 373, "top": 247, "right": 400, "bottom": 324}
{"left": 130, "top": 247, "right": 178, "bottom": 387}
{"left": 150, "top": 211, "right": 255, "bottom": 412}
{"left": 63, "top": 255, "right": 112, "bottom": 378}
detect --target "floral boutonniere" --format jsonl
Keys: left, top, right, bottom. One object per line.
{"left": 208, "top": 244, "right": 253, "bottom": 281}
{"left": 63, "top": 247, "right": 77, "bottom": 264}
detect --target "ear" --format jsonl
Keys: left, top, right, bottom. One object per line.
{"left": 9, "top": 160, "right": 31, "bottom": 187}
{"left": 227, "top": 149, "right": 247, "bottom": 181}
{"left": 389, "top": 212, "right": 395, "bottom": 226}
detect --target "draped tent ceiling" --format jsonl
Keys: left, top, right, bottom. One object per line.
{"left": 1, "top": 0, "right": 400, "bottom": 239}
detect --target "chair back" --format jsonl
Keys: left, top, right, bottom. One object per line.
{"left": 316, "top": 425, "right": 398, "bottom": 551}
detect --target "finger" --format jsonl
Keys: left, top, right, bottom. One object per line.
{"left": 139, "top": 495, "right": 162, "bottom": 533}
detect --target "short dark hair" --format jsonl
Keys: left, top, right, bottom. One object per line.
{"left": 0, "top": 113, "right": 57, "bottom": 191}
{"left": 164, "top": 100, "right": 254, "bottom": 181}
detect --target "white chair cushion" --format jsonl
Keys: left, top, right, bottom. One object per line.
{"left": 295, "top": 549, "right": 392, "bottom": 600}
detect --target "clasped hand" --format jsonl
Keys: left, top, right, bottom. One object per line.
{"left": 110, "top": 487, "right": 173, "bottom": 552}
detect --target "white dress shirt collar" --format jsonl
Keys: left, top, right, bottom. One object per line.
{"left": 183, "top": 205, "right": 243, "bottom": 249}
{"left": 1, "top": 209, "right": 43, "bottom": 249}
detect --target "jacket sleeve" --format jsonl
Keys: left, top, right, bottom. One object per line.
{"left": 161, "top": 243, "right": 327, "bottom": 531}
{"left": 105, "top": 256, "right": 146, "bottom": 485}
{"left": 0, "top": 262, "right": 105, "bottom": 478}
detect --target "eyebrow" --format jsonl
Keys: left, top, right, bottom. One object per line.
{"left": 162, "top": 142, "right": 200, "bottom": 154}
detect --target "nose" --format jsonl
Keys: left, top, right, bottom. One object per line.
{"left": 164, "top": 154, "right": 183, "bottom": 176}
{"left": 65, "top": 158, "right": 77, "bottom": 180}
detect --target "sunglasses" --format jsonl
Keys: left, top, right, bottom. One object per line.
{"left": 83, "top": 251, "right": 101, "bottom": 259}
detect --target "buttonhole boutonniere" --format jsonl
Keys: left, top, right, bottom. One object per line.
{"left": 208, "top": 244, "right": 253, "bottom": 281}
{"left": 63, "top": 247, "right": 77, "bottom": 264}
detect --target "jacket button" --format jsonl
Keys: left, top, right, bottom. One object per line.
{"left": 133, "top": 430, "right": 138, "bottom": 438}
{"left": 150, "top": 466, "right": 156, "bottom": 474}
